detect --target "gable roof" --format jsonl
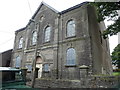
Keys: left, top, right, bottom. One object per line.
{"left": 16, "top": 1, "right": 89, "bottom": 32}
{"left": 15, "top": 27, "right": 26, "bottom": 33}
{"left": 31, "top": 1, "right": 59, "bottom": 20}
{"left": 31, "top": 1, "right": 89, "bottom": 20}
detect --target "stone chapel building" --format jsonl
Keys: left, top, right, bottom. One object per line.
{"left": 12, "top": 2, "right": 113, "bottom": 80}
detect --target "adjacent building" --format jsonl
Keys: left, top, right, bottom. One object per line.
{"left": 12, "top": 2, "right": 112, "bottom": 80}
{"left": 0, "top": 49, "right": 12, "bottom": 67}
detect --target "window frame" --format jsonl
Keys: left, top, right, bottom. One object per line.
{"left": 44, "top": 26, "right": 51, "bottom": 43}
{"left": 65, "top": 48, "right": 76, "bottom": 66}
{"left": 32, "top": 31, "right": 37, "bottom": 45}
{"left": 15, "top": 56, "right": 21, "bottom": 68}
{"left": 43, "top": 63, "right": 50, "bottom": 72}
{"left": 25, "top": 64, "right": 32, "bottom": 72}
{"left": 18, "top": 37, "right": 23, "bottom": 49}
{"left": 66, "top": 19, "right": 76, "bottom": 38}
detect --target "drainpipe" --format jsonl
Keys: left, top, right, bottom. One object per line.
{"left": 60, "top": 14, "right": 63, "bottom": 79}
{"left": 56, "top": 14, "right": 60, "bottom": 79}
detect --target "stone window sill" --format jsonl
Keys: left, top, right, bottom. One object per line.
{"left": 65, "top": 35, "right": 76, "bottom": 39}
{"left": 65, "top": 64, "right": 76, "bottom": 67}
{"left": 43, "top": 71, "right": 50, "bottom": 73}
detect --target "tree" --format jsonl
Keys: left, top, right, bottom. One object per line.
{"left": 92, "top": 2, "right": 120, "bottom": 69}
{"left": 92, "top": 2, "right": 120, "bottom": 39}
{"left": 111, "top": 44, "right": 120, "bottom": 69}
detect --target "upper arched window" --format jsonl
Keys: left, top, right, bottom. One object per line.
{"left": 19, "top": 37, "right": 23, "bottom": 48}
{"left": 40, "top": 16, "right": 44, "bottom": 22}
{"left": 67, "top": 20, "right": 75, "bottom": 37}
{"left": 32, "top": 31, "right": 37, "bottom": 45}
{"left": 15, "top": 56, "right": 21, "bottom": 68}
{"left": 66, "top": 48, "right": 76, "bottom": 65}
{"left": 44, "top": 26, "right": 51, "bottom": 42}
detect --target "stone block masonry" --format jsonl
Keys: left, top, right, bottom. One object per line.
{"left": 29, "top": 76, "right": 120, "bottom": 88}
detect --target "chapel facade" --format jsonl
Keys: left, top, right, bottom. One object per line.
{"left": 12, "top": 2, "right": 112, "bottom": 80}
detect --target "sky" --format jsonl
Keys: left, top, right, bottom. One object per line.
{"left": 0, "top": 0, "right": 118, "bottom": 54}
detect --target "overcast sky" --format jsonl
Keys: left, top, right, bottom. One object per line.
{"left": 0, "top": 0, "right": 118, "bottom": 53}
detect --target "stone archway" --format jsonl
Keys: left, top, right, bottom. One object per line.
{"left": 36, "top": 56, "right": 43, "bottom": 78}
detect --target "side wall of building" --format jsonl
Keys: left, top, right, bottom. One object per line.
{"left": 57, "top": 4, "right": 92, "bottom": 79}
{"left": 12, "top": 29, "right": 26, "bottom": 67}
{"left": 87, "top": 5, "right": 112, "bottom": 75}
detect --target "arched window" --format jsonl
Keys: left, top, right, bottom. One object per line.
{"left": 40, "top": 16, "right": 44, "bottom": 22}
{"left": 44, "top": 26, "right": 51, "bottom": 42}
{"left": 32, "top": 31, "right": 37, "bottom": 45}
{"left": 15, "top": 56, "right": 21, "bottom": 68}
{"left": 67, "top": 20, "right": 75, "bottom": 37}
{"left": 25, "top": 64, "right": 32, "bottom": 71}
{"left": 19, "top": 37, "right": 23, "bottom": 48}
{"left": 66, "top": 48, "right": 76, "bottom": 65}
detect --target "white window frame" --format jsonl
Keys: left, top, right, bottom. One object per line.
{"left": 15, "top": 56, "right": 21, "bottom": 68}
{"left": 32, "top": 31, "right": 37, "bottom": 45}
{"left": 19, "top": 37, "right": 23, "bottom": 48}
{"left": 44, "top": 26, "right": 51, "bottom": 42}
{"left": 67, "top": 20, "right": 75, "bottom": 37}
{"left": 66, "top": 48, "right": 76, "bottom": 65}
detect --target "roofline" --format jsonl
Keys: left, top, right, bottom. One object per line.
{"left": 15, "top": 1, "right": 89, "bottom": 33}
{"left": 60, "top": 2, "right": 89, "bottom": 14}
{"left": 27, "top": 1, "right": 59, "bottom": 26}
{"left": 27, "top": 1, "right": 89, "bottom": 25}
{"left": 31, "top": 1, "right": 59, "bottom": 20}
{"left": 15, "top": 27, "right": 26, "bottom": 32}
{"left": 0, "top": 49, "right": 13, "bottom": 54}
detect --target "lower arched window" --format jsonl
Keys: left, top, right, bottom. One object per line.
{"left": 25, "top": 64, "right": 32, "bottom": 71}
{"left": 15, "top": 56, "right": 21, "bottom": 68}
{"left": 66, "top": 48, "right": 76, "bottom": 65}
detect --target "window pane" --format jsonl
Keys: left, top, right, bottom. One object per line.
{"left": 67, "top": 20, "right": 75, "bottom": 37}
{"left": 45, "top": 27, "right": 51, "bottom": 42}
{"left": 32, "top": 31, "right": 37, "bottom": 45}
{"left": 66, "top": 48, "right": 76, "bottom": 65}
{"left": 19, "top": 37, "right": 23, "bottom": 48}
{"left": 26, "top": 64, "right": 32, "bottom": 71}
{"left": 15, "top": 56, "right": 21, "bottom": 68}
{"left": 44, "top": 64, "right": 49, "bottom": 71}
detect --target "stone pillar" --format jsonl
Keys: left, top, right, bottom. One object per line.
{"left": 79, "top": 65, "right": 89, "bottom": 88}
{"left": 79, "top": 65, "right": 89, "bottom": 78}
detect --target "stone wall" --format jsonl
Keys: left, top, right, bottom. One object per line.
{"left": 31, "top": 76, "right": 120, "bottom": 88}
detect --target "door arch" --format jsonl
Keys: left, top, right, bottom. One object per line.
{"left": 36, "top": 56, "right": 43, "bottom": 78}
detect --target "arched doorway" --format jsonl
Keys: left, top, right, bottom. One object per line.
{"left": 36, "top": 56, "right": 43, "bottom": 78}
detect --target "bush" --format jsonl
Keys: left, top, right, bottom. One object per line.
{"left": 112, "top": 72, "right": 120, "bottom": 76}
